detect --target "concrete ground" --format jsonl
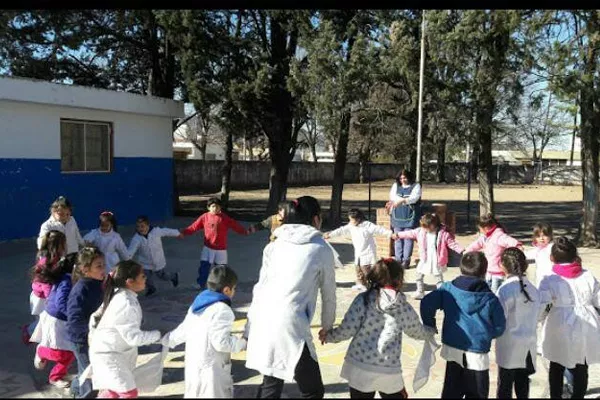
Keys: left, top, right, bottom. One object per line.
{"left": 2, "top": 215, "right": 600, "bottom": 399}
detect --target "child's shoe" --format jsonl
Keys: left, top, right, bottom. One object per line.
{"left": 21, "top": 324, "right": 32, "bottom": 345}
{"left": 34, "top": 353, "right": 47, "bottom": 370}
{"left": 172, "top": 272, "right": 180, "bottom": 288}
{"left": 49, "top": 378, "right": 71, "bottom": 388}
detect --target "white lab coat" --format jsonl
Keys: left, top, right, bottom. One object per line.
{"left": 168, "top": 302, "right": 246, "bottom": 398}
{"left": 37, "top": 216, "right": 84, "bottom": 255}
{"left": 525, "top": 242, "right": 554, "bottom": 287}
{"left": 327, "top": 221, "right": 393, "bottom": 266}
{"left": 83, "top": 229, "right": 129, "bottom": 272}
{"left": 128, "top": 227, "right": 180, "bottom": 271}
{"left": 539, "top": 269, "right": 600, "bottom": 368}
{"left": 245, "top": 224, "right": 337, "bottom": 382}
{"left": 88, "top": 288, "right": 161, "bottom": 392}
{"left": 495, "top": 276, "right": 545, "bottom": 370}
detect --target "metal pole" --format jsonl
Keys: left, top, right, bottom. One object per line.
{"left": 416, "top": 11, "right": 426, "bottom": 184}
{"left": 368, "top": 161, "right": 372, "bottom": 221}
{"left": 467, "top": 146, "right": 472, "bottom": 228}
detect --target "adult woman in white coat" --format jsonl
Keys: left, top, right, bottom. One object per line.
{"left": 88, "top": 260, "right": 161, "bottom": 398}
{"left": 244, "top": 196, "right": 337, "bottom": 399}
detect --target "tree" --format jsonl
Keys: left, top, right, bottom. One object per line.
{"left": 292, "top": 11, "right": 380, "bottom": 226}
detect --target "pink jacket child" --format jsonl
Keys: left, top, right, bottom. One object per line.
{"left": 465, "top": 225, "right": 522, "bottom": 277}
{"left": 23, "top": 262, "right": 54, "bottom": 344}
{"left": 394, "top": 224, "right": 465, "bottom": 271}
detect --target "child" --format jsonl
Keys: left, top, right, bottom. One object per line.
{"left": 538, "top": 236, "right": 600, "bottom": 399}
{"left": 88, "top": 260, "right": 161, "bottom": 398}
{"left": 83, "top": 211, "right": 129, "bottom": 273}
{"left": 465, "top": 213, "right": 522, "bottom": 293}
{"left": 248, "top": 201, "right": 292, "bottom": 242}
{"left": 30, "top": 253, "right": 78, "bottom": 388}
{"left": 420, "top": 251, "right": 506, "bottom": 399}
{"left": 164, "top": 265, "right": 247, "bottom": 398}
{"left": 319, "top": 258, "right": 433, "bottom": 399}
{"left": 38, "top": 196, "right": 84, "bottom": 255}
{"left": 524, "top": 222, "right": 554, "bottom": 288}
{"left": 495, "top": 247, "right": 544, "bottom": 399}
{"left": 324, "top": 208, "right": 397, "bottom": 292}
{"left": 393, "top": 213, "right": 465, "bottom": 300}
{"left": 67, "top": 246, "right": 105, "bottom": 399}
{"left": 180, "top": 197, "right": 248, "bottom": 288}
{"left": 23, "top": 230, "right": 67, "bottom": 344}
{"left": 128, "top": 215, "right": 182, "bottom": 297}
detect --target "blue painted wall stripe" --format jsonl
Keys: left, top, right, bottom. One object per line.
{"left": 0, "top": 157, "right": 173, "bottom": 241}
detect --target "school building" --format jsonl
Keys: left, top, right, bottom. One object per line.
{"left": 0, "top": 76, "right": 184, "bottom": 241}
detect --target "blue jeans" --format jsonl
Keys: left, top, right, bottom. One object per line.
{"left": 392, "top": 226, "right": 415, "bottom": 265}
{"left": 70, "top": 342, "right": 94, "bottom": 398}
{"left": 486, "top": 275, "right": 504, "bottom": 293}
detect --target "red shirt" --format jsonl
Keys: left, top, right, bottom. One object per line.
{"left": 182, "top": 212, "right": 247, "bottom": 250}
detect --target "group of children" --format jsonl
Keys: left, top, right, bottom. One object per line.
{"left": 22, "top": 193, "right": 600, "bottom": 399}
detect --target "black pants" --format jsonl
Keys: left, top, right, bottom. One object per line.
{"left": 441, "top": 357, "right": 489, "bottom": 398}
{"left": 549, "top": 361, "right": 588, "bottom": 399}
{"left": 497, "top": 352, "right": 535, "bottom": 399}
{"left": 257, "top": 344, "right": 324, "bottom": 399}
{"left": 349, "top": 387, "right": 407, "bottom": 399}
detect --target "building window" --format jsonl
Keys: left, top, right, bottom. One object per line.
{"left": 60, "top": 119, "right": 112, "bottom": 172}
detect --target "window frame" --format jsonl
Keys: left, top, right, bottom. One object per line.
{"left": 60, "top": 118, "right": 113, "bottom": 174}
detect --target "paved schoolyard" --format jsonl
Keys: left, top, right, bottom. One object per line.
{"left": 2, "top": 214, "right": 600, "bottom": 398}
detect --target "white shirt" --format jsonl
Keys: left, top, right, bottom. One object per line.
{"left": 389, "top": 182, "right": 422, "bottom": 205}
{"left": 83, "top": 229, "right": 129, "bottom": 272}
{"left": 88, "top": 289, "right": 161, "bottom": 392}
{"left": 168, "top": 302, "right": 246, "bottom": 398}
{"left": 37, "top": 216, "right": 84, "bottom": 254}
{"left": 495, "top": 276, "right": 544, "bottom": 369}
{"left": 245, "top": 224, "right": 337, "bottom": 382}
{"left": 525, "top": 243, "right": 554, "bottom": 287}
{"left": 128, "top": 227, "right": 180, "bottom": 271}
{"left": 539, "top": 269, "right": 600, "bottom": 368}
{"left": 416, "top": 232, "right": 441, "bottom": 276}
{"left": 440, "top": 344, "right": 489, "bottom": 371}
{"left": 327, "top": 221, "right": 393, "bottom": 266}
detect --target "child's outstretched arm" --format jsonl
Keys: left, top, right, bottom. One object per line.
{"left": 181, "top": 214, "right": 205, "bottom": 236}
{"left": 127, "top": 236, "right": 142, "bottom": 260}
{"left": 465, "top": 236, "right": 485, "bottom": 252}
{"left": 420, "top": 289, "right": 443, "bottom": 332}
{"left": 324, "top": 224, "right": 351, "bottom": 240}
{"left": 365, "top": 221, "right": 394, "bottom": 238}
{"left": 115, "top": 304, "right": 161, "bottom": 347}
{"left": 325, "top": 295, "right": 366, "bottom": 344}
{"left": 209, "top": 307, "right": 247, "bottom": 353}
{"left": 249, "top": 217, "right": 272, "bottom": 234}
{"left": 399, "top": 301, "right": 436, "bottom": 340}
{"left": 115, "top": 235, "right": 130, "bottom": 262}
{"left": 393, "top": 227, "right": 420, "bottom": 241}
{"left": 166, "top": 312, "right": 190, "bottom": 348}
{"left": 498, "top": 232, "right": 522, "bottom": 249}
{"left": 224, "top": 214, "right": 248, "bottom": 236}
{"left": 157, "top": 227, "right": 183, "bottom": 239}
{"left": 445, "top": 233, "right": 465, "bottom": 254}
{"left": 72, "top": 218, "right": 85, "bottom": 249}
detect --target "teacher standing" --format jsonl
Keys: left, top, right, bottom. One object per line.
{"left": 387, "top": 169, "right": 422, "bottom": 269}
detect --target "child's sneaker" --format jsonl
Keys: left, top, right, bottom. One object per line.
{"left": 34, "top": 353, "right": 47, "bottom": 370}
{"left": 412, "top": 291, "right": 425, "bottom": 300}
{"left": 49, "top": 378, "right": 71, "bottom": 388}
{"left": 21, "top": 324, "right": 32, "bottom": 345}
{"left": 172, "top": 272, "right": 180, "bottom": 288}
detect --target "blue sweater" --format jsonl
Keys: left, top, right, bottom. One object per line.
{"left": 45, "top": 273, "right": 72, "bottom": 321}
{"left": 66, "top": 278, "right": 104, "bottom": 345}
{"left": 420, "top": 276, "right": 506, "bottom": 353}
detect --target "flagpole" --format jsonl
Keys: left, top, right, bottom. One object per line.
{"left": 416, "top": 11, "right": 426, "bottom": 183}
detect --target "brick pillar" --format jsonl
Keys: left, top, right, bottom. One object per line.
{"left": 376, "top": 208, "right": 394, "bottom": 259}
{"left": 431, "top": 203, "right": 456, "bottom": 234}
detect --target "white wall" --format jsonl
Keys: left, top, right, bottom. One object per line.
{"left": 0, "top": 99, "right": 174, "bottom": 159}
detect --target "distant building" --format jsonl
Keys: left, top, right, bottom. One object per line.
{"left": 0, "top": 76, "right": 184, "bottom": 241}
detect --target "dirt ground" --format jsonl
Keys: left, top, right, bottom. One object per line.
{"left": 180, "top": 180, "right": 585, "bottom": 243}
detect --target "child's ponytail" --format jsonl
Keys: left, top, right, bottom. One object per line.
{"left": 96, "top": 260, "right": 143, "bottom": 324}
{"left": 500, "top": 247, "right": 532, "bottom": 303}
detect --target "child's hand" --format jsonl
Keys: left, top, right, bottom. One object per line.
{"left": 323, "top": 232, "right": 330, "bottom": 240}
{"left": 177, "top": 233, "right": 184, "bottom": 239}
{"left": 160, "top": 333, "right": 171, "bottom": 347}
{"left": 318, "top": 328, "right": 328, "bottom": 345}
{"left": 391, "top": 233, "right": 398, "bottom": 240}
{"left": 248, "top": 226, "right": 256, "bottom": 234}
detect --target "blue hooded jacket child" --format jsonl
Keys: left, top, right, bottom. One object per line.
{"left": 190, "top": 289, "right": 231, "bottom": 314}
{"left": 420, "top": 275, "right": 506, "bottom": 353}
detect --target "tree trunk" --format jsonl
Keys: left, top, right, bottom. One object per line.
{"left": 171, "top": 119, "right": 181, "bottom": 214}
{"left": 311, "top": 141, "right": 318, "bottom": 163}
{"left": 329, "top": 110, "right": 351, "bottom": 227}
{"left": 570, "top": 95, "right": 579, "bottom": 166}
{"left": 476, "top": 107, "right": 495, "bottom": 216}
{"left": 578, "top": 88, "right": 599, "bottom": 246}
{"left": 436, "top": 136, "right": 447, "bottom": 183}
{"left": 267, "top": 147, "right": 292, "bottom": 213}
{"left": 220, "top": 129, "right": 233, "bottom": 208}
{"left": 358, "top": 152, "right": 369, "bottom": 184}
